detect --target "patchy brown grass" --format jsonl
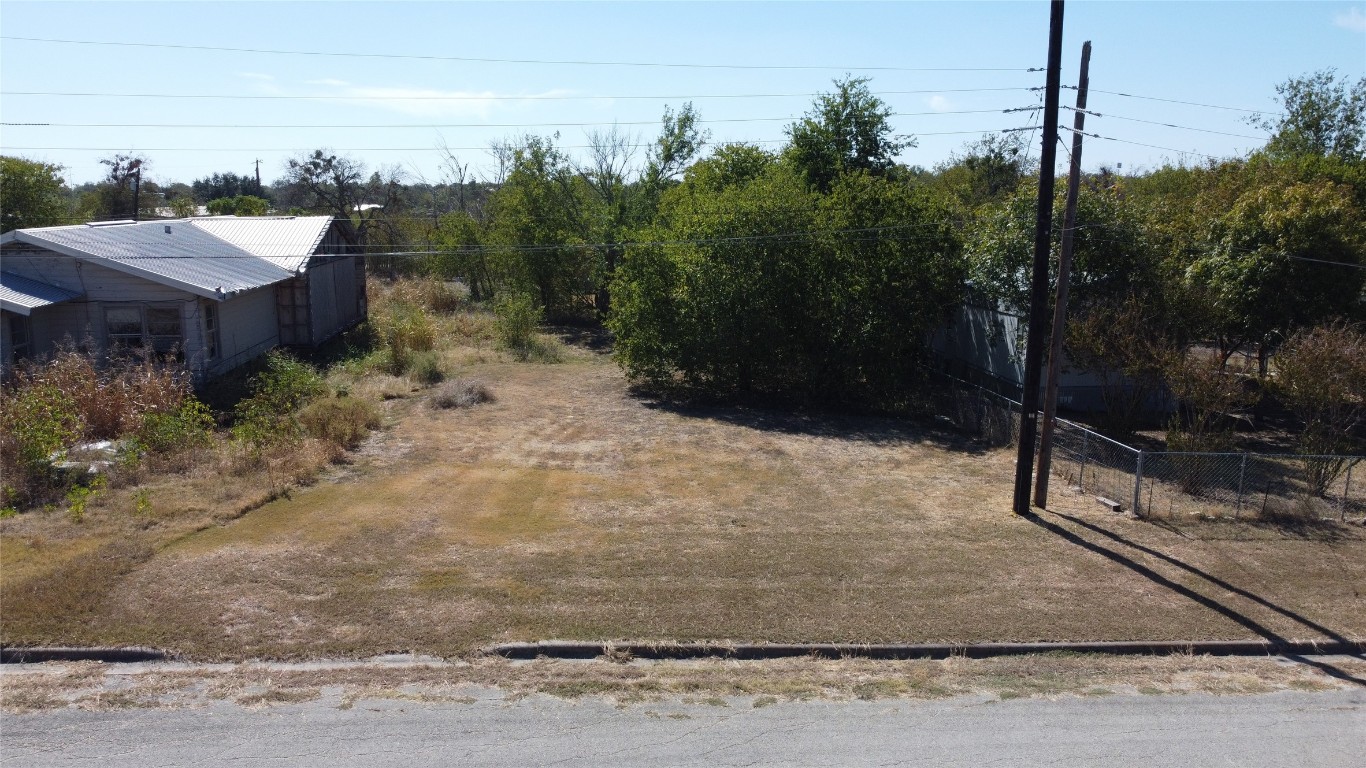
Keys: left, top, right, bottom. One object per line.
{"left": 3, "top": 329, "right": 1364, "bottom": 661}
{"left": 1, "top": 654, "right": 1356, "bottom": 714}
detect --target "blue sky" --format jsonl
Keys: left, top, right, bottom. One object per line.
{"left": 2, "top": 1, "right": 1363, "bottom": 187}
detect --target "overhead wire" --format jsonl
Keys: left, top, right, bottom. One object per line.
{"left": 0, "top": 36, "right": 1041, "bottom": 72}
{"left": 0, "top": 130, "right": 1023, "bottom": 153}
{"left": 0, "top": 86, "right": 1042, "bottom": 102}
{"left": 1063, "top": 106, "right": 1268, "bottom": 140}
{"left": 0, "top": 108, "right": 1029, "bottom": 129}
{"left": 1064, "top": 85, "right": 1269, "bottom": 115}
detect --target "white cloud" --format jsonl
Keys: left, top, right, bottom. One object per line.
{"left": 1334, "top": 7, "right": 1366, "bottom": 32}
{"left": 926, "top": 95, "right": 955, "bottom": 113}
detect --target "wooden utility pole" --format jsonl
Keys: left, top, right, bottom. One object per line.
{"left": 254, "top": 158, "right": 263, "bottom": 196}
{"left": 1034, "top": 41, "right": 1092, "bottom": 509}
{"left": 1012, "top": 0, "right": 1066, "bottom": 515}
{"left": 131, "top": 163, "right": 142, "bottom": 222}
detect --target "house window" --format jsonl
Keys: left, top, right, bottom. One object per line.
{"left": 105, "top": 307, "right": 144, "bottom": 348}
{"left": 203, "top": 302, "right": 220, "bottom": 360}
{"left": 145, "top": 307, "right": 181, "bottom": 353}
{"left": 104, "top": 305, "right": 183, "bottom": 354}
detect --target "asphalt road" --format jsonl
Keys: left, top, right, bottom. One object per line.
{"left": 4, "top": 687, "right": 1364, "bottom": 767}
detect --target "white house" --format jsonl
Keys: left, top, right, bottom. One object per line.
{"left": 1, "top": 216, "right": 367, "bottom": 381}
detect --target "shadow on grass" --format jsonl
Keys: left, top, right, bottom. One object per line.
{"left": 636, "top": 391, "right": 991, "bottom": 454}
{"left": 548, "top": 324, "right": 614, "bottom": 354}
{"left": 1027, "top": 510, "right": 1365, "bottom": 687}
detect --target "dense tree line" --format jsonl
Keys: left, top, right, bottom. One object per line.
{"left": 3, "top": 71, "right": 1362, "bottom": 444}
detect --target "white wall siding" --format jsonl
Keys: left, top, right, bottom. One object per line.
{"left": 209, "top": 286, "right": 279, "bottom": 377}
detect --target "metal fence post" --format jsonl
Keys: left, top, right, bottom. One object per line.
{"left": 1236, "top": 453, "right": 1248, "bottom": 519}
{"left": 1079, "top": 428, "right": 1089, "bottom": 493}
{"left": 1133, "top": 450, "right": 1145, "bottom": 517}
{"left": 1342, "top": 463, "right": 1354, "bottom": 523}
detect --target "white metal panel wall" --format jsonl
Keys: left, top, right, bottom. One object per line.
{"left": 209, "top": 286, "right": 279, "bottom": 376}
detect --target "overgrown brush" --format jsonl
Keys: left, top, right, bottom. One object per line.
{"left": 0, "top": 346, "right": 196, "bottom": 508}
{"left": 299, "top": 395, "right": 381, "bottom": 450}
{"left": 232, "top": 351, "right": 327, "bottom": 455}
{"left": 405, "top": 351, "right": 446, "bottom": 385}
{"left": 494, "top": 294, "right": 564, "bottom": 362}
{"left": 379, "top": 301, "right": 438, "bottom": 375}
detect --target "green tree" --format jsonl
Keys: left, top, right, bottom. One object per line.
{"left": 1184, "top": 178, "right": 1365, "bottom": 369}
{"left": 431, "top": 211, "right": 491, "bottom": 300}
{"left": 282, "top": 150, "right": 405, "bottom": 252}
{"left": 785, "top": 77, "right": 915, "bottom": 193}
{"left": 0, "top": 156, "right": 69, "bottom": 232}
{"left": 966, "top": 180, "right": 1157, "bottom": 315}
{"left": 933, "top": 133, "right": 1035, "bottom": 210}
{"left": 205, "top": 195, "right": 269, "bottom": 216}
{"left": 638, "top": 102, "right": 710, "bottom": 214}
{"left": 1274, "top": 321, "right": 1366, "bottom": 494}
{"left": 484, "top": 135, "right": 593, "bottom": 316}
{"left": 96, "top": 153, "right": 147, "bottom": 220}
{"left": 610, "top": 161, "right": 964, "bottom": 405}
{"left": 1252, "top": 69, "right": 1366, "bottom": 162}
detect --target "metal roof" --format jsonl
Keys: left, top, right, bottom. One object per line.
{"left": 6, "top": 221, "right": 294, "bottom": 299}
{"left": 0, "top": 271, "right": 82, "bottom": 316}
{"left": 188, "top": 216, "right": 334, "bottom": 273}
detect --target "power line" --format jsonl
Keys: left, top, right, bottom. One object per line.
{"left": 0, "top": 130, "right": 1015, "bottom": 153}
{"left": 1069, "top": 86, "right": 1269, "bottom": 115}
{"left": 0, "top": 87, "right": 1041, "bottom": 102}
{"left": 1064, "top": 106, "right": 1268, "bottom": 140}
{"left": 0, "top": 36, "right": 1040, "bottom": 72}
{"left": 1059, "top": 126, "right": 1228, "bottom": 161}
{"left": 0, "top": 108, "right": 1024, "bottom": 130}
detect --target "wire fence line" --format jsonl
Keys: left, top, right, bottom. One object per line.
{"left": 928, "top": 372, "right": 1365, "bottom": 522}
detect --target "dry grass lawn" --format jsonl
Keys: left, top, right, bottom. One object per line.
{"left": 4, "top": 654, "right": 1357, "bottom": 714}
{"left": 2, "top": 336, "right": 1364, "bottom": 661}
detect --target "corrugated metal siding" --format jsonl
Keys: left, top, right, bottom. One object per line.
{"left": 210, "top": 286, "right": 279, "bottom": 376}
{"left": 0, "top": 271, "right": 81, "bottom": 314}
{"left": 189, "top": 216, "right": 333, "bottom": 273}
{"left": 15, "top": 221, "right": 292, "bottom": 295}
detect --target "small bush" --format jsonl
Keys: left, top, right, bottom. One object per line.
{"left": 381, "top": 301, "right": 438, "bottom": 375}
{"left": 430, "top": 379, "right": 495, "bottom": 410}
{"left": 232, "top": 351, "right": 326, "bottom": 451}
{"left": 0, "top": 382, "right": 82, "bottom": 507}
{"left": 298, "top": 395, "right": 382, "bottom": 450}
{"left": 406, "top": 351, "right": 446, "bottom": 385}
{"left": 137, "top": 399, "right": 214, "bottom": 455}
{"left": 494, "top": 294, "right": 541, "bottom": 354}
{"left": 417, "top": 280, "right": 467, "bottom": 314}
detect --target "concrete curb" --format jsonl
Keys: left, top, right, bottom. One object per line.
{"left": 4, "top": 639, "right": 1363, "bottom": 665}
{"left": 489, "top": 639, "right": 1366, "bottom": 661}
{"left": 1, "top": 647, "right": 171, "bottom": 664}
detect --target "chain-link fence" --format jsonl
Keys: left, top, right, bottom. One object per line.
{"left": 1049, "top": 418, "right": 1143, "bottom": 512}
{"left": 1136, "top": 452, "right": 1365, "bottom": 521}
{"left": 923, "top": 371, "right": 1021, "bottom": 447}
{"left": 1047, "top": 420, "right": 1363, "bottom": 521}
{"left": 930, "top": 374, "right": 1364, "bottom": 522}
